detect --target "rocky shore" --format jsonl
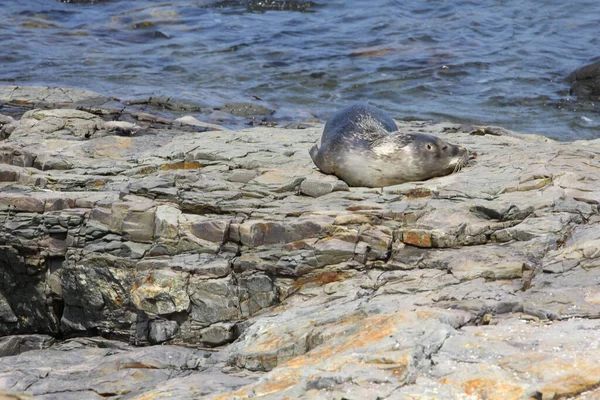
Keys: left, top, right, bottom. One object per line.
{"left": 1, "top": 86, "right": 600, "bottom": 399}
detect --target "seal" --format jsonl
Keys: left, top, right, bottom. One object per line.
{"left": 309, "top": 103, "right": 471, "bottom": 187}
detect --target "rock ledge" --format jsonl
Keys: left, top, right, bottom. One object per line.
{"left": 1, "top": 86, "right": 600, "bottom": 399}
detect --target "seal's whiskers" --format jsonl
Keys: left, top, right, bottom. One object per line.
{"left": 452, "top": 153, "right": 470, "bottom": 174}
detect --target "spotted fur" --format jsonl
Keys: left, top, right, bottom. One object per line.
{"left": 310, "top": 103, "right": 471, "bottom": 187}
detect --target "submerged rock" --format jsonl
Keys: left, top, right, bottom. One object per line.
{"left": 567, "top": 59, "right": 600, "bottom": 101}
{"left": 1, "top": 86, "right": 600, "bottom": 399}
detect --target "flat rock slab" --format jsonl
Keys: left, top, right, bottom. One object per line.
{"left": 1, "top": 88, "right": 600, "bottom": 399}
{"left": 0, "top": 86, "right": 111, "bottom": 107}
{"left": 0, "top": 337, "right": 255, "bottom": 399}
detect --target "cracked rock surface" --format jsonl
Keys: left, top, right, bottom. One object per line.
{"left": 1, "top": 86, "right": 600, "bottom": 399}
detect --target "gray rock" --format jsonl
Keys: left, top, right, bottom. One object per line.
{"left": 300, "top": 178, "right": 350, "bottom": 198}
{"left": 148, "top": 319, "right": 179, "bottom": 344}
{"left": 60, "top": 254, "right": 136, "bottom": 338}
{"left": 197, "top": 322, "right": 236, "bottom": 347}
{"left": 0, "top": 86, "right": 110, "bottom": 106}
{"left": 1, "top": 87, "right": 600, "bottom": 399}
{"left": 566, "top": 60, "right": 600, "bottom": 100}
{"left": 0, "top": 339, "right": 210, "bottom": 399}
{"left": 227, "top": 168, "right": 259, "bottom": 183}
{"left": 187, "top": 275, "right": 239, "bottom": 328}
{"left": 218, "top": 102, "right": 275, "bottom": 117}
{"left": 0, "top": 335, "right": 55, "bottom": 357}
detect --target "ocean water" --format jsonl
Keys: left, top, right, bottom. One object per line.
{"left": 1, "top": 0, "right": 600, "bottom": 140}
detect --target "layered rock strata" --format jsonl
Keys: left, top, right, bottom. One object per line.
{"left": 1, "top": 86, "right": 600, "bottom": 399}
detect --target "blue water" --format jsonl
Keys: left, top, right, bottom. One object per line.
{"left": 1, "top": 0, "right": 600, "bottom": 140}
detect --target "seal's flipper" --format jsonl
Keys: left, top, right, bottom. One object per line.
{"left": 309, "top": 143, "right": 333, "bottom": 174}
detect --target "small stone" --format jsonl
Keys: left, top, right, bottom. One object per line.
{"left": 300, "top": 179, "right": 349, "bottom": 198}
{"left": 148, "top": 320, "right": 179, "bottom": 344}
{"left": 227, "top": 169, "right": 258, "bottom": 183}
{"left": 198, "top": 322, "right": 236, "bottom": 347}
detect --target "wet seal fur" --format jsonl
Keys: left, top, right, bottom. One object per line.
{"left": 309, "top": 103, "right": 471, "bottom": 187}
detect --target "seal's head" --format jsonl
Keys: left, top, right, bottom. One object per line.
{"left": 372, "top": 133, "right": 471, "bottom": 181}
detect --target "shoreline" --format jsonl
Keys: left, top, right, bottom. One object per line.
{"left": 1, "top": 85, "right": 600, "bottom": 399}
{"left": 0, "top": 85, "right": 307, "bottom": 132}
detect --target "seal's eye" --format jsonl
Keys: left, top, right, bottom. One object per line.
{"left": 442, "top": 145, "right": 447, "bottom": 150}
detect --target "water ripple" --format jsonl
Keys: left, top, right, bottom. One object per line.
{"left": 1, "top": 0, "right": 600, "bottom": 139}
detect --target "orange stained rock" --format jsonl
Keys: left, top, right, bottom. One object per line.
{"left": 252, "top": 353, "right": 407, "bottom": 398}
{"left": 391, "top": 364, "right": 409, "bottom": 379}
{"left": 207, "top": 386, "right": 252, "bottom": 400}
{"left": 293, "top": 270, "right": 350, "bottom": 288}
{"left": 402, "top": 231, "right": 432, "bottom": 247}
{"left": 499, "top": 352, "right": 600, "bottom": 378}
{"left": 282, "top": 238, "right": 318, "bottom": 251}
{"left": 317, "top": 352, "right": 411, "bottom": 381}
{"left": 252, "top": 373, "right": 301, "bottom": 397}
{"left": 131, "top": 273, "right": 168, "bottom": 298}
{"left": 245, "top": 221, "right": 280, "bottom": 238}
{"left": 402, "top": 188, "right": 433, "bottom": 199}
{"left": 249, "top": 330, "right": 291, "bottom": 353}
{"left": 538, "top": 369, "right": 600, "bottom": 399}
{"left": 131, "top": 394, "right": 154, "bottom": 400}
{"left": 283, "top": 312, "right": 408, "bottom": 368}
{"left": 440, "top": 377, "right": 526, "bottom": 400}
{"left": 240, "top": 312, "right": 406, "bottom": 367}
{"left": 415, "top": 309, "right": 440, "bottom": 320}
{"left": 365, "top": 351, "right": 411, "bottom": 366}
{"left": 134, "top": 166, "right": 159, "bottom": 175}
{"left": 333, "top": 213, "right": 373, "bottom": 225}
{"left": 346, "top": 203, "right": 384, "bottom": 211}
{"left": 159, "top": 161, "right": 202, "bottom": 170}
{"left": 498, "top": 353, "right": 600, "bottom": 398}
{"left": 144, "top": 273, "right": 155, "bottom": 284}
{"left": 117, "top": 361, "right": 156, "bottom": 370}
{"left": 93, "top": 137, "right": 133, "bottom": 157}
{"left": 314, "top": 311, "right": 368, "bottom": 329}
{"left": 216, "top": 313, "right": 419, "bottom": 399}
{"left": 310, "top": 354, "right": 363, "bottom": 373}
{"left": 363, "top": 351, "right": 412, "bottom": 381}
